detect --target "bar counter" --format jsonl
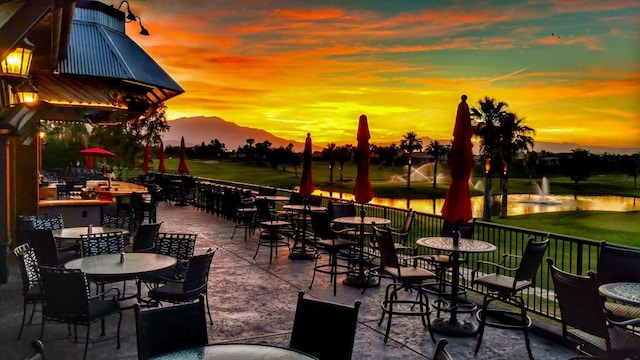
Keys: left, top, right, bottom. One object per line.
{"left": 39, "top": 199, "right": 115, "bottom": 227}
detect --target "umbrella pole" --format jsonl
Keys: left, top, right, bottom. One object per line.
{"left": 288, "top": 196, "right": 315, "bottom": 260}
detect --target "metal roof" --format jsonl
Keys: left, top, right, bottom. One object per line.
{"left": 56, "top": 6, "right": 184, "bottom": 102}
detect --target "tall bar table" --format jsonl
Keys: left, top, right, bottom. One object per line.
{"left": 416, "top": 236, "right": 496, "bottom": 336}
{"left": 333, "top": 216, "right": 390, "bottom": 288}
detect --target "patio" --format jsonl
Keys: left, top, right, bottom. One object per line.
{"left": 0, "top": 202, "right": 578, "bottom": 360}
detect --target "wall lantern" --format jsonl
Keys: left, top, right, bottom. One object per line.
{"left": 0, "top": 38, "right": 35, "bottom": 78}
{"left": 9, "top": 79, "right": 39, "bottom": 105}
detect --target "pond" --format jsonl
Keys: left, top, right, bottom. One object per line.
{"left": 312, "top": 190, "right": 639, "bottom": 217}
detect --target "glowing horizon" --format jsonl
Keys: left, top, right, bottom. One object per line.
{"left": 128, "top": 0, "right": 639, "bottom": 149}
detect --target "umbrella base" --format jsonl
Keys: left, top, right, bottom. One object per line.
{"left": 288, "top": 248, "right": 316, "bottom": 261}
{"left": 429, "top": 317, "right": 478, "bottom": 337}
{"left": 343, "top": 275, "right": 379, "bottom": 288}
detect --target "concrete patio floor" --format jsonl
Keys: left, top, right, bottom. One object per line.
{"left": 0, "top": 203, "right": 579, "bottom": 360}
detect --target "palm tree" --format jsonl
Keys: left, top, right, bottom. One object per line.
{"left": 472, "top": 97, "right": 509, "bottom": 220}
{"left": 400, "top": 131, "right": 423, "bottom": 188}
{"left": 322, "top": 143, "right": 337, "bottom": 184}
{"left": 494, "top": 112, "right": 535, "bottom": 216}
{"left": 424, "top": 140, "right": 449, "bottom": 188}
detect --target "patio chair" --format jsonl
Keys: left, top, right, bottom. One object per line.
{"left": 141, "top": 232, "right": 197, "bottom": 283}
{"left": 131, "top": 223, "right": 162, "bottom": 253}
{"left": 134, "top": 295, "right": 208, "bottom": 360}
{"left": 79, "top": 231, "right": 131, "bottom": 297}
{"left": 308, "top": 211, "right": 354, "bottom": 296}
{"left": 26, "top": 229, "right": 78, "bottom": 267}
{"left": 38, "top": 266, "right": 122, "bottom": 360}
{"left": 101, "top": 214, "right": 132, "bottom": 242}
{"left": 23, "top": 340, "right": 46, "bottom": 360}
{"left": 433, "top": 338, "right": 454, "bottom": 360}
{"left": 471, "top": 236, "right": 549, "bottom": 360}
{"left": 13, "top": 244, "right": 43, "bottom": 340}
{"left": 230, "top": 190, "right": 257, "bottom": 241}
{"left": 373, "top": 224, "right": 437, "bottom": 343}
{"left": 547, "top": 258, "right": 640, "bottom": 359}
{"left": 147, "top": 249, "right": 216, "bottom": 325}
{"left": 289, "top": 291, "right": 361, "bottom": 360}
{"left": 130, "top": 191, "right": 158, "bottom": 226}
{"left": 596, "top": 242, "right": 640, "bottom": 324}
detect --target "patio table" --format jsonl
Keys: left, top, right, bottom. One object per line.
{"left": 416, "top": 236, "right": 496, "bottom": 337}
{"left": 333, "top": 216, "right": 390, "bottom": 288}
{"left": 282, "top": 204, "right": 327, "bottom": 260}
{"left": 149, "top": 343, "right": 318, "bottom": 359}
{"left": 599, "top": 282, "right": 640, "bottom": 306}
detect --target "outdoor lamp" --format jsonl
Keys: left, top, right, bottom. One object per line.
{"left": 116, "top": 0, "right": 137, "bottom": 21}
{"left": 484, "top": 157, "right": 491, "bottom": 174}
{"left": 502, "top": 161, "right": 508, "bottom": 175}
{"left": 0, "top": 38, "right": 35, "bottom": 77}
{"left": 136, "top": 17, "right": 150, "bottom": 36}
{"left": 9, "top": 78, "right": 39, "bottom": 105}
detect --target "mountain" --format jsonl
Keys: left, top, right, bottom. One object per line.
{"left": 163, "top": 116, "right": 316, "bottom": 152}
{"left": 164, "top": 116, "right": 638, "bottom": 155}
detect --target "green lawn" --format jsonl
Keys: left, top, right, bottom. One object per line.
{"left": 146, "top": 158, "right": 639, "bottom": 198}
{"left": 122, "top": 158, "right": 640, "bottom": 244}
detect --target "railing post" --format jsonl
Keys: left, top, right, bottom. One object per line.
{"left": 576, "top": 242, "right": 584, "bottom": 276}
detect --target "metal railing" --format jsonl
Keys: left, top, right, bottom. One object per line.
{"left": 170, "top": 175, "right": 625, "bottom": 325}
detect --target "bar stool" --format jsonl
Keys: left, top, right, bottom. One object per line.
{"left": 254, "top": 220, "right": 291, "bottom": 264}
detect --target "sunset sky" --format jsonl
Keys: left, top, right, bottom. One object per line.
{"left": 127, "top": 0, "right": 639, "bottom": 150}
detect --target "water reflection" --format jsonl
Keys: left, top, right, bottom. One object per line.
{"left": 313, "top": 190, "right": 639, "bottom": 217}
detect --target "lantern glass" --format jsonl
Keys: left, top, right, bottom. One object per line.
{"left": 0, "top": 38, "right": 34, "bottom": 77}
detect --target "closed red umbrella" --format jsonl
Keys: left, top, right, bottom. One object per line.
{"left": 158, "top": 141, "right": 167, "bottom": 173}
{"left": 142, "top": 144, "right": 150, "bottom": 173}
{"left": 441, "top": 95, "right": 474, "bottom": 227}
{"left": 299, "top": 133, "right": 314, "bottom": 196}
{"left": 353, "top": 114, "right": 374, "bottom": 205}
{"left": 177, "top": 136, "right": 189, "bottom": 174}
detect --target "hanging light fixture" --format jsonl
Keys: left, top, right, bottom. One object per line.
{"left": 135, "top": 16, "right": 150, "bottom": 36}
{"left": 116, "top": 0, "right": 137, "bottom": 21}
{"left": 0, "top": 38, "right": 35, "bottom": 78}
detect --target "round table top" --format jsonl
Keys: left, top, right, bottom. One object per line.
{"left": 282, "top": 204, "right": 327, "bottom": 213}
{"left": 598, "top": 282, "right": 640, "bottom": 306}
{"left": 255, "top": 195, "right": 290, "bottom": 202}
{"left": 52, "top": 226, "right": 129, "bottom": 240}
{"left": 332, "top": 216, "right": 391, "bottom": 226}
{"left": 65, "top": 253, "right": 176, "bottom": 276}
{"left": 150, "top": 344, "right": 318, "bottom": 360}
{"left": 260, "top": 220, "right": 291, "bottom": 228}
{"left": 415, "top": 237, "right": 497, "bottom": 253}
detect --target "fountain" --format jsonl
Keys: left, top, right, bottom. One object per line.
{"left": 390, "top": 163, "right": 446, "bottom": 183}
{"left": 521, "top": 176, "right": 561, "bottom": 205}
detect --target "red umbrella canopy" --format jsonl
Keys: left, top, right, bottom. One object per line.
{"left": 299, "top": 133, "right": 314, "bottom": 196}
{"left": 441, "top": 95, "right": 474, "bottom": 225}
{"left": 79, "top": 147, "right": 116, "bottom": 157}
{"left": 79, "top": 147, "right": 116, "bottom": 169}
{"left": 142, "top": 144, "right": 150, "bottom": 173}
{"left": 158, "top": 141, "right": 167, "bottom": 173}
{"left": 353, "top": 114, "right": 374, "bottom": 204}
{"left": 178, "top": 136, "right": 189, "bottom": 174}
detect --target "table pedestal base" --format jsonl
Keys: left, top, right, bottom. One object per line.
{"left": 430, "top": 317, "right": 478, "bottom": 337}
{"left": 288, "top": 247, "right": 316, "bottom": 260}
{"left": 342, "top": 275, "right": 379, "bottom": 288}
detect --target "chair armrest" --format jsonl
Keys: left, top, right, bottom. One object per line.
{"left": 472, "top": 260, "right": 518, "bottom": 281}
{"left": 330, "top": 223, "right": 357, "bottom": 235}
{"left": 606, "top": 315, "right": 640, "bottom": 328}
{"left": 90, "top": 287, "right": 121, "bottom": 301}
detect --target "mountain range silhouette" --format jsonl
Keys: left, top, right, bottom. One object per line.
{"left": 162, "top": 116, "right": 638, "bottom": 155}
